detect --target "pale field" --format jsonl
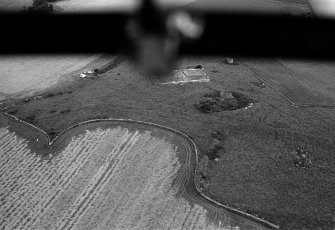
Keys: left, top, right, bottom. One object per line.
{"left": 0, "top": 126, "right": 228, "bottom": 230}
{"left": 0, "top": 54, "right": 110, "bottom": 97}
{"left": 187, "top": 0, "right": 309, "bottom": 14}
{"left": 0, "top": 0, "right": 32, "bottom": 11}
{"left": 55, "top": 0, "right": 138, "bottom": 12}
{"left": 55, "top": 0, "right": 197, "bottom": 12}
{"left": 278, "top": 59, "right": 335, "bottom": 104}
{"left": 54, "top": 0, "right": 309, "bottom": 13}
{"left": 241, "top": 59, "right": 335, "bottom": 106}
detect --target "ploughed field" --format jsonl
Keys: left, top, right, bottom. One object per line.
{"left": 0, "top": 55, "right": 112, "bottom": 100}
{"left": 0, "top": 0, "right": 32, "bottom": 11}
{"left": 0, "top": 120, "right": 269, "bottom": 230}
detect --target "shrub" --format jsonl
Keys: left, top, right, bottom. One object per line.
{"left": 195, "top": 91, "right": 254, "bottom": 113}
{"left": 207, "top": 144, "right": 223, "bottom": 160}
{"left": 45, "top": 93, "right": 55, "bottom": 98}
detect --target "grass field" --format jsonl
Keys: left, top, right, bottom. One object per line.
{"left": 0, "top": 119, "right": 267, "bottom": 230}
{"left": 1, "top": 0, "right": 334, "bottom": 229}
{"left": 278, "top": 59, "right": 335, "bottom": 105}
{"left": 240, "top": 59, "right": 335, "bottom": 106}
{"left": 2, "top": 56, "right": 335, "bottom": 229}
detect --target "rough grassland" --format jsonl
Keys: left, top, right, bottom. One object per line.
{"left": 0, "top": 126, "right": 229, "bottom": 230}
{"left": 3, "top": 56, "right": 335, "bottom": 229}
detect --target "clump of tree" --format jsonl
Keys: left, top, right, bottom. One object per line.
{"left": 23, "top": 0, "right": 57, "bottom": 13}
{"left": 293, "top": 147, "right": 312, "bottom": 168}
{"left": 206, "top": 131, "right": 225, "bottom": 160}
{"left": 194, "top": 90, "right": 254, "bottom": 113}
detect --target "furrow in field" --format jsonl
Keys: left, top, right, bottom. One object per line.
{"left": 23, "top": 130, "right": 108, "bottom": 229}
{"left": 0, "top": 120, "right": 260, "bottom": 230}
{"left": 57, "top": 130, "right": 140, "bottom": 230}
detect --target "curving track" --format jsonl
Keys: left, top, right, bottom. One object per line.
{"left": 0, "top": 111, "right": 279, "bottom": 230}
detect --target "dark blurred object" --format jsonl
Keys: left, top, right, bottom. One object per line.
{"left": 126, "top": 0, "right": 179, "bottom": 77}
{"left": 1, "top": 4, "right": 335, "bottom": 60}
{"left": 308, "top": 0, "right": 335, "bottom": 18}
{"left": 126, "top": 0, "right": 204, "bottom": 77}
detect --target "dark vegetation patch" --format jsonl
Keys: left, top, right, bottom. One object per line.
{"left": 22, "top": 0, "right": 57, "bottom": 13}
{"left": 292, "top": 147, "right": 312, "bottom": 168}
{"left": 45, "top": 93, "right": 55, "bottom": 98}
{"left": 97, "top": 57, "right": 124, "bottom": 75}
{"left": 21, "top": 90, "right": 72, "bottom": 105}
{"left": 195, "top": 155, "right": 211, "bottom": 191}
{"left": 43, "top": 90, "right": 72, "bottom": 99}
{"left": 91, "top": 115, "right": 109, "bottom": 120}
{"left": 251, "top": 81, "right": 266, "bottom": 88}
{"left": 60, "top": 109, "right": 71, "bottom": 115}
{"left": 207, "top": 144, "right": 223, "bottom": 160}
{"left": 24, "top": 114, "right": 37, "bottom": 124}
{"left": 7, "top": 109, "right": 18, "bottom": 115}
{"left": 48, "top": 128, "right": 57, "bottom": 139}
{"left": 23, "top": 98, "right": 31, "bottom": 104}
{"left": 194, "top": 90, "right": 254, "bottom": 113}
{"left": 206, "top": 131, "right": 225, "bottom": 160}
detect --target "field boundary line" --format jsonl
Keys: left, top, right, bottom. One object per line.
{"left": 1, "top": 112, "right": 279, "bottom": 229}
{"left": 239, "top": 62, "right": 335, "bottom": 109}
{"left": 265, "top": 0, "right": 308, "bottom": 8}
{"left": 239, "top": 62, "right": 297, "bottom": 106}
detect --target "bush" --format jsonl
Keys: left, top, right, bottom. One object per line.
{"left": 207, "top": 144, "right": 223, "bottom": 160}
{"left": 60, "top": 109, "right": 71, "bottom": 114}
{"left": 8, "top": 110, "right": 18, "bottom": 115}
{"left": 45, "top": 93, "right": 55, "bottom": 98}
{"left": 25, "top": 115, "right": 36, "bottom": 123}
{"left": 194, "top": 91, "right": 254, "bottom": 113}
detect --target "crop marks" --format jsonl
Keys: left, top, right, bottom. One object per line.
{"left": 0, "top": 126, "right": 228, "bottom": 229}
